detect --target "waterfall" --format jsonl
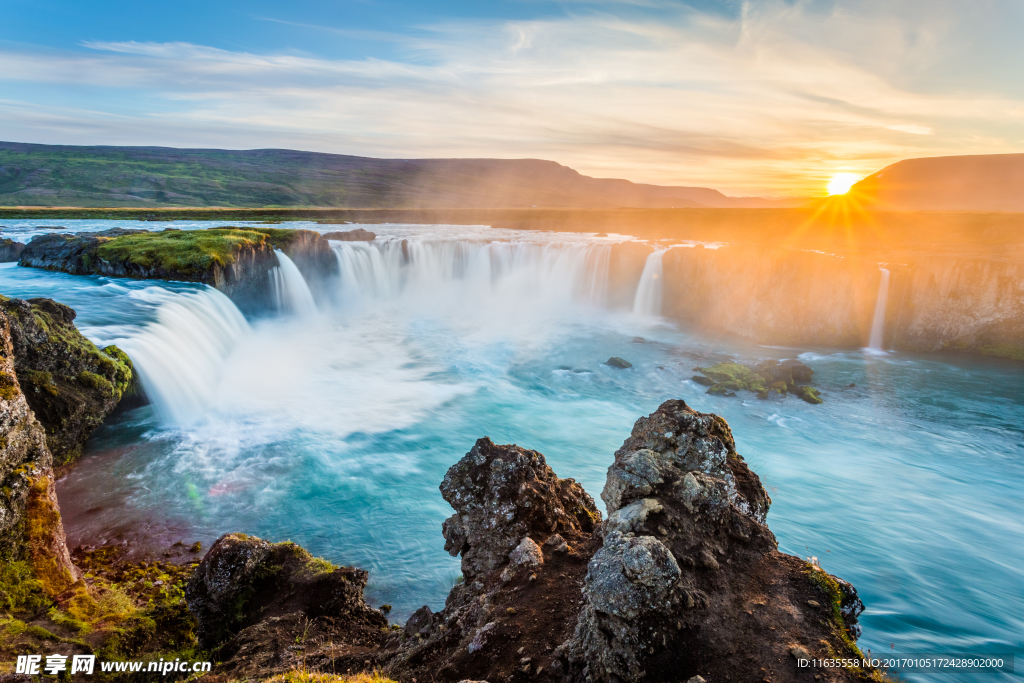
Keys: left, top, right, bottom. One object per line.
{"left": 868, "top": 267, "right": 891, "bottom": 350}
{"left": 331, "top": 239, "right": 611, "bottom": 313}
{"left": 115, "top": 287, "right": 250, "bottom": 425}
{"left": 632, "top": 249, "right": 666, "bottom": 316}
{"left": 270, "top": 249, "right": 318, "bottom": 316}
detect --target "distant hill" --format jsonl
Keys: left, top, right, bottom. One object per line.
{"left": 851, "top": 153, "right": 1024, "bottom": 211}
{"left": 0, "top": 142, "right": 801, "bottom": 209}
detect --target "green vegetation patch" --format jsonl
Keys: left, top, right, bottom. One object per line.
{"left": 95, "top": 228, "right": 284, "bottom": 275}
{"left": 698, "top": 362, "right": 768, "bottom": 394}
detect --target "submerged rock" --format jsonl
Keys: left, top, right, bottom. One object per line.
{"left": 0, "top": 296, "right": 135, "bottom": 465}
{"left": 605, "top": 356, "right": 633, "bottom": 369}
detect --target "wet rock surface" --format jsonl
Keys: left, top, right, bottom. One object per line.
{"left": 0, "top": 296, "right": 134, "bottom": 465}
{"left": 695, "top": 358, "right": 825, "bottom": 403}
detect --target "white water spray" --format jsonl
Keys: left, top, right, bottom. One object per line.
{"left": 868, "top": 267, "right": 891, "bottom": 350}
{"left": 270, "top": 250, "right": 318, "bottom": 316}
{"left": 331, "top": 239, "right": 611, "bottom": 314}
{"left": 632, "top": 249, "right": 666, "bottom": 316}
{"left": 115, "top": 287, "right": 250, "bottom": 425}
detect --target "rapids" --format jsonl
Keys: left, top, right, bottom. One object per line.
{"left": 0, "top": 220, "right": 1019, "bottom": 682}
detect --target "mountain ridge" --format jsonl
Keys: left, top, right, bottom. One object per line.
{"left": 0, "top": 141, "right": 804, "bottom": 209}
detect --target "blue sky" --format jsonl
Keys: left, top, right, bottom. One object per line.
{"left": 2, "top": 0, "right": 1023, "bottom": 195}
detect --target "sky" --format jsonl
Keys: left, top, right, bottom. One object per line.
{"left": 1, "top": 0, "right": 1023, "bottom": 196}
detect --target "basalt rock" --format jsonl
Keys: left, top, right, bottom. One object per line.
{"left": 381, "top": 438, "right": 603, "bottom": 682}
{"left": 0, "top": 296, "right": 135, "bottom": 466}
{"left": 185, "top": 532, "right": 389, "bottom": 676}
{"left": 565, "top": 399, "right": 868, "bottom": 682}
{"left": 323, "top": 228, "right": 377, "bottom": 241}
{"left": 0, "top": 306, "right": 79, "bottom": 595}
{"left": 0, "top": 238, "right": 25, "bottom": 262}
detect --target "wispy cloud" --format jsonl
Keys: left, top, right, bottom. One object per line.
{"left": 2, "top": 0, "right": 1023, "bottom": 195}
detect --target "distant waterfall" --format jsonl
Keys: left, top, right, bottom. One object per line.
{"left": 868, "top": 267, "right": 891, "bottom": 350}
{"left": 116, "top": 288, "right": 250, "bottom": 425}
{"left": 331, "top": 239, "right": 611, "bottom": 312}
{"left": 270, "top": 249, "right": 318, "bottom": 316}
{"left": 632, "top": 249, "right": 666, "bottom": 316}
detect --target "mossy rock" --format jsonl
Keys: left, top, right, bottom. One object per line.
{"left": 700, "top": 362, "right": 767, "bottom": 394}
{"left": 793, "top": 386, "right": 824, "bottom": 404}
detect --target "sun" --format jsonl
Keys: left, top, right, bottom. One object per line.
{"left": 826, "top": 172, "right": 860, "bottom": 196}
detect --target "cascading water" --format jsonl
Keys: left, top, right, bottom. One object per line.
{"left": 114, "top": 287, "right": 250, "bottom": 425}
{"left": 331, "top": 239, "right": 611, "bottom": 315}
{"left": 868, "top": 267, "right": 890, "bottom": 350}
{"left": 632, "top": 249, "right": 666, "bottom": 316}
{"left": 270, "top": 249, "right": 318, "bottom": 316}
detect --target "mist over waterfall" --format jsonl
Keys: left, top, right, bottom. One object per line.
{"left": 632, "top": 249, "right": 666, "bottom": 316}
{"left": 331, "top": 239, "right": 611, "bottom": 316}
{"left": 270, "top": 249, "right": 318, "bottom": 316}
{"left": 868, "top": 267, "right": 891, "bottom": 350}
{"left": 114, "top": 287, "right": 251, "bottom": 425}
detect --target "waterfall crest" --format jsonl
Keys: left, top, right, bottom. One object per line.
{"left": 331, "top": 239, "right": 611, "bottom": 313}
{"left": 868, "top": 267, "right": 891, "bottom": 350}
{"left": 116, "top": 287, "right": 251, "bottom": 425}
{"left": 270, "top": 250, "right": 318, "bottom": 316}
{"left": 632, "top": 249, "right": 666, "bottom": 316}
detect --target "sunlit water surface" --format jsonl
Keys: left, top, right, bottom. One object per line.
{"left": 0, "top": 220, "right": 1020, "bottom": 682}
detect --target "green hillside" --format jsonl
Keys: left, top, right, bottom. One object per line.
{"left": 0, "top": 142, "right": 797, "bottom": 209}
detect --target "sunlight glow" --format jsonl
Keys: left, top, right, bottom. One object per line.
{"left": 827, "top": 173, "right": 861, "bottom": 195}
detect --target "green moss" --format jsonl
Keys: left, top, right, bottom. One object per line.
{"left": 699, "top": 362, "right": 767, "bottom": 394}
{"left": 47, "top": 606, "right": 92, "bottom": 634}
{"left": 769, "top": 380, "right": 788, "bottom": 394}
{"left": 24, "top": 476, "right": 77, "bottom": 597}
{"left": 794, "top": 386, "right": 824, "bottom": 404}
{"left": 0, "top": 370, "right": 19, "bottom": 401}
{"left": 78, "top": 369, "right": 114, "bottom": 393}
{"left": 24, "top": 624, "right": 61, "bottom": 641}
{"left": 20, "top": 368, "right": 58, "bottom": 397}
{"left": 94, "top": 226, "right": 300, "bottom": 276}
{"left": 0, "top": 561, "right": 47, "bottom": 613}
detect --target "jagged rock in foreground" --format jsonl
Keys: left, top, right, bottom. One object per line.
{"left": 0, "top": 296, "right": 135, "bottom": 466}
{"left": 0, "top": 306, "right": 79, "bottom": 595}
{"left": 193, "top": 403, "right": 879, "bottom": 682}
{"left": 565, "top": 399, "right": 865, "bottom": 681}
{"left": 185, "top": 533, "right": 390, "bottom": 679}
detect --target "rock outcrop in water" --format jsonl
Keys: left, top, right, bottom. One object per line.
{"left": 695, "top": 359, "right": 823, "bottom": 403}
{"left": 323, "top": 228, "right": 376, "bottom": 241}
{"left": 18, "top": 227, "right": 337, "bottom": 313}
{"left": 0, "top": 238, "right": 25, "bottom": 262}
{"left": 0, "top": 296, "right": 135, "bottom": 466}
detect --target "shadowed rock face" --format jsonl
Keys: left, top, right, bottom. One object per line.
{"left": 185, "top": 533, "right": 389, "bottom": 677}
{"left": 0, "top": 296, "right": 134, "bottom": 466}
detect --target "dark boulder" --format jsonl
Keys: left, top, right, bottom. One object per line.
{"left": 690, "top": 375, "right": 716, "bottom": 387}
{"left": 605, "top": 357, "right": 632, "bottom": 369}
{"left": 185, "top": 533, "right": 388, "bottom": 661}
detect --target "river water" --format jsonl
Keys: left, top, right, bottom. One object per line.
{"left": 0, "top": 220, "right": 1020, "bottom": 681}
